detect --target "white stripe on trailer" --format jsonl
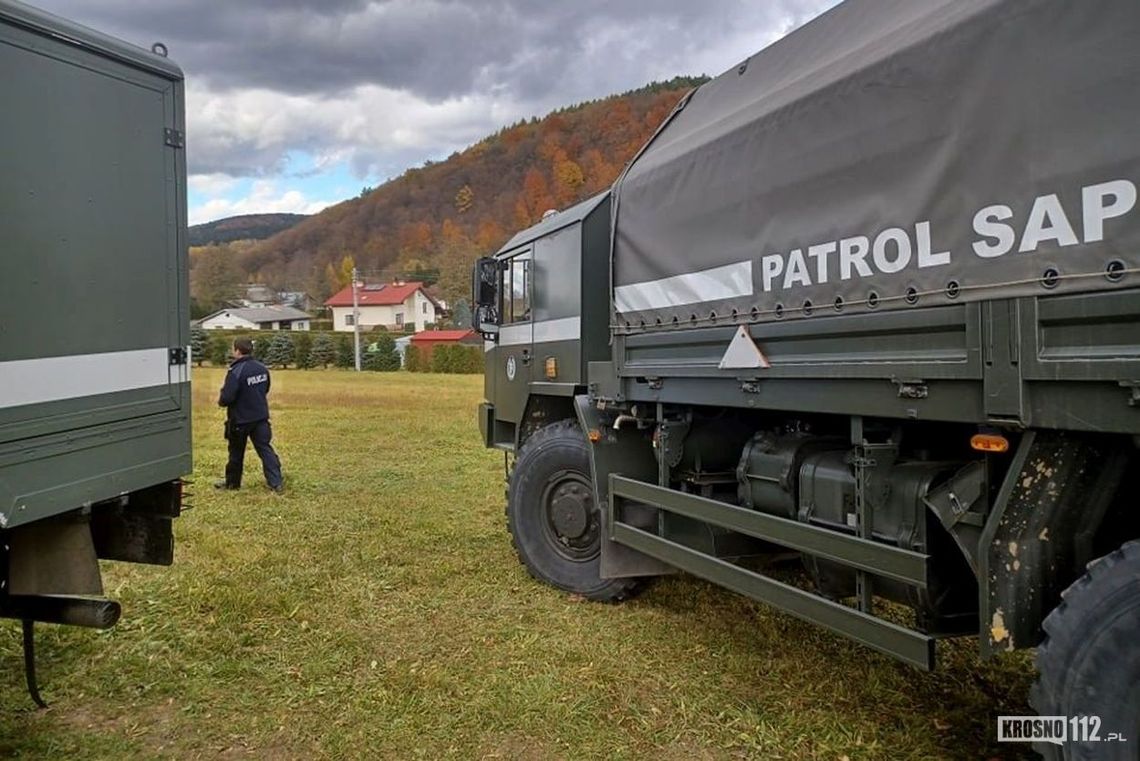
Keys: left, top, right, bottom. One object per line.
{"left": 614, "top": 261, "right": 754, "bottom": 313}
{"left": 0, "top": 348, "right": 172, "bottom": 409}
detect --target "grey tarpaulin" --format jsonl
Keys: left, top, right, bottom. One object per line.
{"left": 611, "top": 0, "right": 1140, "bottom": 329}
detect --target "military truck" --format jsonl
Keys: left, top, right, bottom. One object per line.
{"left": 474, "top": 1, "right": 1140, "bottom": 757}
{"left": 0, "top": 0, "right": 191, "bottom": 704}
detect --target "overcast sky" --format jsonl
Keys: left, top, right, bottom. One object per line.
{"left": 33, "top": 0, "right": 838, "bottom": 224}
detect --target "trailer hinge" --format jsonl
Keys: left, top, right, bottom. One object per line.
{"left": 164, "top": 128, "right": 184, "bottom": 148}
{"left": 1119, "top": 380, "right": 1140, "bottom": 406}
{"left": 891, "top": 377, "right": 928, "bottom": 399}
{"left": 169, "top": 347, "right": 188, "bottom": 366}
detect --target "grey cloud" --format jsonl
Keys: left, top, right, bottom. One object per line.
{"left": 30, "top": 0, "right": 837, "bottom": 182}
{"left": 34, "top": 0, "right": 835, "bottom": 100}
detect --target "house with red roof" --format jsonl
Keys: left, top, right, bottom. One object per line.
{"left": 409, "top": 329, "right": 481, "bottom": 357}
{"left": 324, "top": 280, "right": 439, "bottom": 332}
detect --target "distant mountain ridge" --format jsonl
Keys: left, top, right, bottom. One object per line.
{"left": 189, "top": 213, "right": 308, "bottom": 246}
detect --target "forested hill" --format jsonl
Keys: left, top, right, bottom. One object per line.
{"left": 189, "top": 213, "right": 308, "bottom": 246}
{"left": 239, "top": 77, "right": 707, "bottom": 307}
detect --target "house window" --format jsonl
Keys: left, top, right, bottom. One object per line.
{"left": 396, "top": 312, "right": 404, "bottom": 326}
{"left": 422, "top": 302, "right": 427, "bottom": 314}
{"left": 345, "top": 314, "right": 355, "bottom": 326}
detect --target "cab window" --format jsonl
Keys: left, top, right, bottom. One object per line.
{"left": 501, "top": 253, "right": 531, "bottom": 323}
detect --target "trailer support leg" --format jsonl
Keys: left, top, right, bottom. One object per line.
{"left": 22, "top": 620, "right": 47, "bottom": 709}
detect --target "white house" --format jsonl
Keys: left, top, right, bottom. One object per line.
{"left": 325, "top": 280, "right": 439, "bottom": 332}
{"left": 198, "top": 305, "right": 311, "bottom": 331}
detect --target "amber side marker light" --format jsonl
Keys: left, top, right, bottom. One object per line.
{"left": 971, "top": 433, "right": 1009, "bottom": 453}
{"left": 587, "top": 429, "right": 602, "bottom": 443}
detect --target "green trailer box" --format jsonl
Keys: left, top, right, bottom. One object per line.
{"left": 0, "top": 0, "right": 191, "bottom": 645}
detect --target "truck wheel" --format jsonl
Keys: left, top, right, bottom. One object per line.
{"left": 1031, "top": 540, "right": 1140, "bottom": 761}
{"left": 507, "top": 420, "right": 641, "bottom": 602}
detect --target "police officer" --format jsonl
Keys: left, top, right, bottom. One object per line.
{"left": 215, "top": 337, "right": 284, "bottom": 493}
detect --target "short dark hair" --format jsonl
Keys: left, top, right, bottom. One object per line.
{"left": 233, "top": 337, "right": 253, "bottom": 356}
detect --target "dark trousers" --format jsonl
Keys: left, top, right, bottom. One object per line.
{"left": 225, "top": 419, "right": 283, "bottom": 489}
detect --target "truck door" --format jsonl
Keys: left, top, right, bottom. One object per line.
{"left": 530, "top": 222, "right": 582, "bottom": 386}
{"left": 493, "top": 247, "right": 533, "bottom": 429}
{"left": 0, "top": 16, "right": 188, "bottom": 447}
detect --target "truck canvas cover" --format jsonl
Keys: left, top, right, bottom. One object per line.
{"left": 611, "top": 0, "right": 1140, "bottom": 327}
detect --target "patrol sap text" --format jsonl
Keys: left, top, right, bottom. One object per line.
{"left": 759, "top": 179, "right": 1136, "bottom": 293}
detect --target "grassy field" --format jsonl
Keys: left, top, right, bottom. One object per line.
{"left": 0, "top": 369, "right": 1035, "bottom": 759}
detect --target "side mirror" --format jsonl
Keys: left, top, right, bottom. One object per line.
{"left": 475, "top": 305, "right": 499, "bottom": 338}
{"left": 473, "top": 257, "right": 499, "bottom": 308}
{"left": 472, "top": 257, "right": 500, "bottom": 338}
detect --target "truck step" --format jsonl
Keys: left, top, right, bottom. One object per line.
{"left": 609, "top": 475, "right": 936, "bottom": 670}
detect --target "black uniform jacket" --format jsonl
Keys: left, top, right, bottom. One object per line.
{"left": 218, "top": 355, "right": 271, "bottom": 425}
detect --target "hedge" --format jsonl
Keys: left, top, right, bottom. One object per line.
{"left": 405, "top": 343, "right": 482, "bottom": 374}
{"left": 198, "top": 329, "right": 478, "bottom": 372}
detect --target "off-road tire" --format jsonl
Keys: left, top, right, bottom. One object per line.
{"left": 1031, "top": 540, "right": 1140, "bottom": 760}
{"left": 506, "top": 420, "right": 642, "bottom": 602}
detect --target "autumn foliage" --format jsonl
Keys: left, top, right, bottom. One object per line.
{"left": 229, "top": 77, "right": 706, "bottom": 307}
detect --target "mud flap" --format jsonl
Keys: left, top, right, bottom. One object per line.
{"left": 7, "top": 512, "right": 102, "bottom": 596}
{"left": 979, "top": 431, "right": 1128, "bottom": 655}
{"left": 573, "top": 395, "right": 675, "bottom": 579}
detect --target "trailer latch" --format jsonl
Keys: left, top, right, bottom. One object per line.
{"left": 892, "top": 377, "right": 928, "bottom": 399}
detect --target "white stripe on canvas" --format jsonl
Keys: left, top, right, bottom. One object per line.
{"left": 0, "top": 348, "right": 172, "bottom": 409}
{"left": 499, "top": 316, "right": 581, "bottom": 346}
{"left": 614, "top": 261, "right": 754, "bottom": 314}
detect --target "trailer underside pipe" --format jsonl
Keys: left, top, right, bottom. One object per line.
{"left": 2, "top": 596, "right": 123, "bottom": 709}
{"left": 0, "top": 595, "right": 122, "bottom": 629}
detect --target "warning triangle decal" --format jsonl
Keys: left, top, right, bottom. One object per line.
{"left": 718, "top": 325, "right": 771, "bottom": 370}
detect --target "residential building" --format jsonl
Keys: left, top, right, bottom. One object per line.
{"left": 325, "top": 280, "right": 438, "bottom": 332}
{"left": 233, "top": 284, "right": 278, "bottom": 308}
{"left": 198, "top": 305, "right": 311, "bottom": 331}
{"left": 409, "top": 329, "right": 481, "bottom": 357}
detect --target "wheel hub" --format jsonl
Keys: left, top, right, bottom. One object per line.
{"left": 550, "top": 486, "right": 589, "bottom": 538}
{"left": 541, "top": 472, "right": 600, "bottom": 561}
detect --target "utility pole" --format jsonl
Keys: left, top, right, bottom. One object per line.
{"left": 352, "top": 267, "right": 362, "bottom": 371}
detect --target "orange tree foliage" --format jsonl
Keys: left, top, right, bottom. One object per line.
{"left": 244, "top": 77, "right": 708, "bottom": 305}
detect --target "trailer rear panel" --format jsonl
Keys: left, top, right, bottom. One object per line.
{"left": 0, "top": 0, "right": 191, "bottom": 530}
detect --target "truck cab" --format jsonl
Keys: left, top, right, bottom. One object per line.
{"left": 476, "top": 193, "right": 611, "bottom": 451}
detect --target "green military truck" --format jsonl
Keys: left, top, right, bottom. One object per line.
{"left": 474, "top": 1, "right": 1140, "bottom": 757}
{"left": 0, "top": 0, "right": 191, "bottom": 703}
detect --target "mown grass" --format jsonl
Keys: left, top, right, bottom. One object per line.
{"left": 1, "top": 369, "right": 1035, "bottom": 759}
